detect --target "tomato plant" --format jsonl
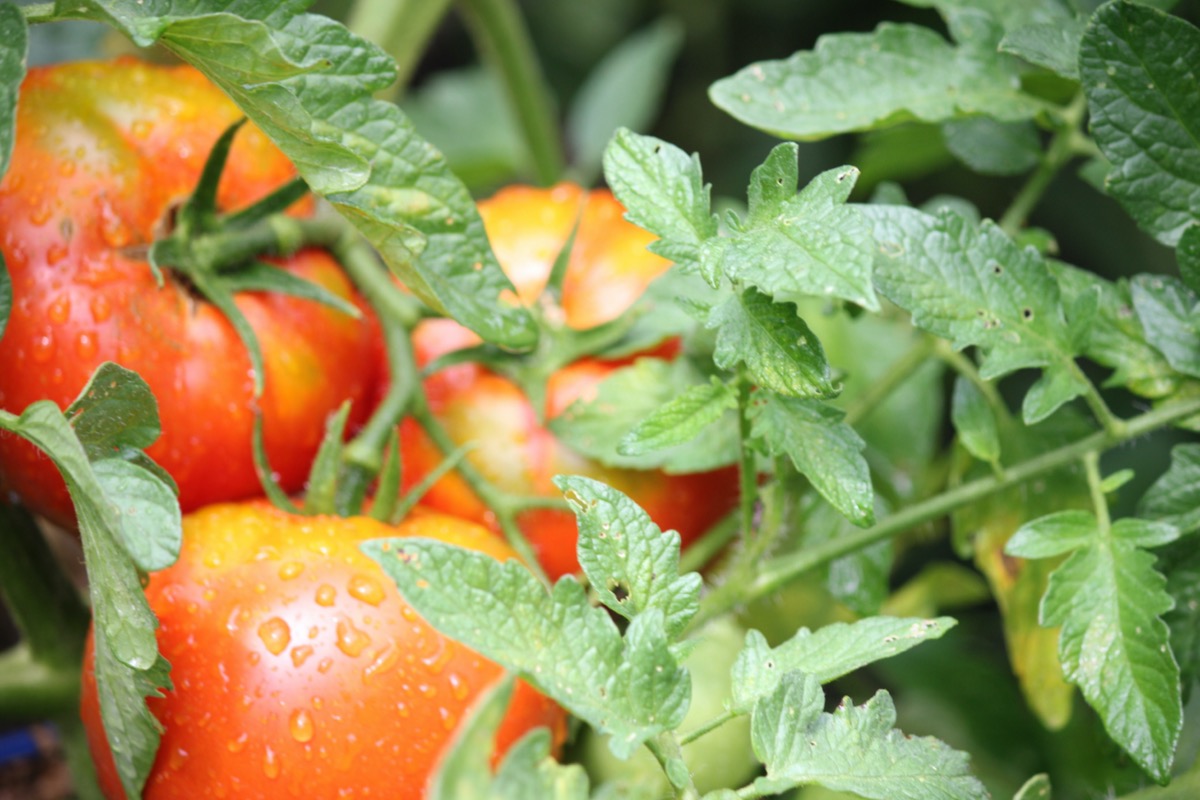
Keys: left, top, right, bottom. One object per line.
{"left": 0, "top": 59, "right": 378, "bottom": 527}
{"left": 399, "top": 184, "right": 738, "bottom": 578}
{"left": 78, "top": 502, "right": 565, "bottom": 799}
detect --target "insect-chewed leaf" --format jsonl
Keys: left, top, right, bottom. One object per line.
{"left": 730, "top": 617, "right": 957, "bottom": 714}
{"left": 364, "top": 539, "right": 689, "bottom": 760}
{"left": 750, "top": 675, "right": 988, "bottom": 800}
{"left": 555, "top": 475, "right": 700, "bottom": 638}
{"left": 1081, "top": 2, "right": 1200, "bottom": 246}
{"left": 709, "top": 19, "right": 1041, "bottom": 141}
{"left": 865, "top": 205, "right": 1087, "bottom": 423}
{"left": 714, "top": 164, "right": 878, "bottom": 311}
{"left": 750, "top": 395, "right": 874, "bottom": 526}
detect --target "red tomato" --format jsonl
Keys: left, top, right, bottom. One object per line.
{"left": 397, "top": 184, "right": 738, "bottom": 579}
{"left": 0, "top": 59, "right": 379, "bottom": 526}
{"left": 79, "top": 503, "right": 566, "bottom": 799}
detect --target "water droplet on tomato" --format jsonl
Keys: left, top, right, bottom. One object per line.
{"left": 396, "top": 701, "right": 409, "bottom": 718}
{"left": 279, "top": 562, "right": 304, "bottom": 581}
{"left": 317, "top": 657, "right": 333, "bottom": 674}
{"left": 418, "top": 683, "right": 437, "bottom": 699}
{"left": 289, "top": 709, "right": 315, "bottom": 743}
{"left": 311, "top": 696, "right": 324, "bottom": 710}
{"left": 421, "top": 640, "right": 454, "bottom": 674}
{"left": 47, "top": 295, "right": 70, "bottom": 323}
{"left": 315, "top": 584, "right": 337, "bottom": 606}
{"left": 29, "top": 204, "right": 51, "bottom": 226}
{"left": 290, "top": 645, "right": 314, "bottom": 668}
{"left": 335, "top": 619, "right": 371, "bottom": 658}
{"left": 440, "top": 707, "right": 457, "bottom": 731}
{"left": 31, "top": 334, "right": 55, "bottom": 364}
{"left": 448, "top": 672, "right": 470, "bottom": 700}
{"left": 263, "top": 745, "right": 281, "bottom": 779}
{"left": 89, "top": 295, "right": 111, "bottom": 323}
{"left": 347, "top": 574, "right": 385, "bottom": 606}
{"left": 258, "top": 617, "right": 291, "bottom": 656}
{"left": 400, "top": 606, "right": 418, "bottom": 622}
{"left": 227, "top": 733, "right": 248, "bottom": 753}
{"left": 76, "top": 332, "right": 97, "bottom": 359}
{"left": 362, "top": 642, "right": 399, "bottom": 683}
{"left": 167, "top": 746, "right": 188, "bottom": 770}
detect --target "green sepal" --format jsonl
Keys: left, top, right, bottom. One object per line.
{"left": 302, "top": 401, "right": 352, "bottom": 516}
{"left": 220, "top": 260, "right": 361, "bottom": 319}
{"left": 176, "top": 118, "right": 247, "bottom": 236}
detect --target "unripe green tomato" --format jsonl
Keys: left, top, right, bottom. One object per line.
{"left": 579, "top": 616, "right": 759, "bottom": 795}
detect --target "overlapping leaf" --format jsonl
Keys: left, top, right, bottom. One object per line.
{"left": 730, "top": 617, "right": 956, "bottom": 714}
{"left": 1007, "top": 514, "right": 1182, "bottom": 782}
{"left": 865, "top": 206, "right": 1089, "bottom": 423}
{"left": 1081, "top": 2, "right": 1200, "bottom": 246}
{"left": 0, "top": 2, "right": 25, "bottom": 182}
{"left": 1139, "top": 443, "right": 1200, "bottom": 536}
{"left": 59, "top": 0, "right": 536, "bottom": 349}
{"left": 709, "top": 16, "right": 1042, "bottom": 141}
{"left": 951, "top": 375, "right": 1000, "bottom": 463}
{"left": 1130, "top": 274, "right": 1200, "bottom": 378}
{"left": 750, "top": 673, "right": 988, "bottom": 799}
{"left": 750, "top": 395, "right": 874, "bottom": 526}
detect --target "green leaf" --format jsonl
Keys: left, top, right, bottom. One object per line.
{"left": 750, "top": 395, "right": 874, "bottom": 526}
{"left": 1160, "top": 542, "right": 1200, "bottom": 699}
{"left": 894, "top": 0, "right": 1076, "bottom": 32}
{"left": 750, "top": 677, "right": 988, "bottom": 799}
{"left": 567, "top": 19, "right": 683, "bottom": 185}
{"left": 64, "top": 1, "right": 536, "bottom": 349}
{"left": 1139, "top": 444, "right": 1200, "bottom": 535}
{"left": 364, "top": 540, "right": 689, "bottom": 760}
{"left": 1052, "top": 263, "right": 1180, "bottom": 398}
{"left": 1080, "top": 2, "right": 1200, "bottom": 246}
{"left": 942, "top": 118, "right": 1041, "bottom": 176}
{"left": 1007, "top": 510, "right": 1103, "bottom": 557}
{"left": 1012, "top": 773, "right": 1052, "bottom": 800}
{"left": 555, "top": 475, "right": 701, "bottom": 638}
{"left": 999, "top": 19, "right": 1086, "bottom": 79}
{"left": 428, "top": 676, "right": 589, "bottom": 800}
{"left": 715, "top": 164, "right": 878, "bottom": 311}
{"left": 951, "top": 375, "right": 1000, "bottom": 463}
{"left": 0, "top": 2, "right": 25, "bottom": 183}
{"left": 709, "top": 20, "right": 1042, "bottom": 141}
{"left": 708, "top": 289, "right": 834, "bottom": 399}
{"left": 0, "top": 253, "right": 9, "bottom": 342}
{"left": 1178, "top": 224, "right": 1200, "bottom": 295}
{"left": 602, "top": 129, "right": 718, "bottom": 279}
{"left": 1130, "top": 274, "right": 1200, "bottom": 378}
{"left": 1007, "top": 513, "right": 1183, "bottom": 782}
{"left": 92, "top": 459, "right": 181, "bottom": 573}
{"left": 619, "top": 379, "right": 738, "bottom": 457}
{"left": 550, "top": 357, "right": 739, "bottom": 473}
{"left": 64, "top": 363, "right": 162, "bottom": 459}
{"left": 730, "top": 616, "right": 957, "bottom": 714}
{"left": 866, "top": 206, "right": 1087, "bottom": 422}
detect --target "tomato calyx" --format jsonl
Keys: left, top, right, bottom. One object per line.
{"left": 146, "top": 119, "right": 361, "bottom": 397}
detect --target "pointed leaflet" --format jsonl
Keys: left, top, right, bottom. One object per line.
{"left": 428, "top": 677, "right": 588, "bottom": 800}
{"left": 619, "top": 379, "right": 738, "bottom": 457}
{"left": 951, "top": 375, "right": 1000, "bottom": 463}
{"left": 1139, "top": 443, "right": 1200, "bottom": 535}
{"left": 708, "top": 288, "right": 835, "bottom": 399}
{"left": 893, "top": 0, "right": 1075, "bottom": 32}
{"left": 730, "top": 617, "right": 957, "bottom": 714}
{"left": 866, "top": 206, "right": 1087, "bottom": 423}
{"left": 1007, "top": 514, "right": 1183, "bottom": 782}
{"left": 556, "top": 476, "right": 700, "bottom": 638}
{"left": 751, "top": 395, "right": 874, "bottom": 526}
{"left": 999, "top": 19, "right": 1086, "bottom": 79}
{"left": 602, "top": 129, "right": 718, "bottom": 278}
{"left": 715, "top": 163, "right": 878, "bottom": 311}
{"left": 364, "top": 541, "right": 689, "bottom": 759}
{"left": 1130, "top": 274, "right": 1200, "bottom": 378}
{"left": 550, "top": 357, "right": 739, "bottom": 473}
{"left": 709, "top": 17, "right": 1041, "bottom": 141}
{"left": 750, "top": 674, "right": 988, "bottom": 799}
{"left": 1160, "top": 542, "right": 1200, "bottom": 700}
{"left": 1081, "top": 2, "right": 1200, "bottom": 246}
{"left": 60, "top": 0, "right": 536, "bottom": 349}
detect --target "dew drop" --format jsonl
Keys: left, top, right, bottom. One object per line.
{"left": 400, "top": 606, "right": 418, "bottom": 622}
{"left": 167, "top": 747, "right": 188, "bottom": 770}
{"left": 47, "top": 295, "right": 70, "bottom": 323}
{"left": 31, "top": 333, "right": 55, "bottom": 364}
{"left": 317, "top": 657, "right": 334, "bottom": 674}
{"left": 258, "top": 617, "right": 291, "bottom": 656}
{"left": 439, "top": 707, "right": 457, "bottom": 731}
{"left": 89, "top": 295, "right": 111, "bottom": 323}
{"left": 76, "top": 332, "right": 98, "bottom": 359}
{"left": 290, "top": 645, "right": 314, "bottom": 668}
{"left": 263, "top": 745, "right": 281, "bottom": 779}
{"left": 335, "top": 619, "right": 371, "bottom": 657}
{"left": 227, "top": 733, "right": 248, "bottom": 753}
{"left": 347, "top": 574, "right": 385, "bottom": 606}
{"left": 289, "top": 709, "right": 315, "bottom": 743}
{"left": 315, "top": 584, "right": 337, "bottom": 606}
{"left": 279, "top": 562, "right": 304, "bottom": 581}
{"left": 362, "top": 642, "right": 399, "bottom": 683}
{"left": 448, "top": 672, "right": 470, "bottom": 701}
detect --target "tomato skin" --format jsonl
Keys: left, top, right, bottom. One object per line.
{"left": 79, "top": 503, "right": 566, "bottom": 799}
{"left": 398, "top": 185, "right": 738, "bottom": 579}
{"left": 0, "top": 59, "right": 379, "bottom": 525}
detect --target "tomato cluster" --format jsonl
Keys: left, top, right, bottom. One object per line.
{"left": 0, "top": 60, "right": 737, "bottom": 797}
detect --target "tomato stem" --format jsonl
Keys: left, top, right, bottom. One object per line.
{"left": 690, "top": 393, "right": 1200, "bottom": 631}
{"left": 998, "top": 92, "right": 1086, "bottom": 237}
{"left": 457, "top": 0, "right": 564, "bottom": 186}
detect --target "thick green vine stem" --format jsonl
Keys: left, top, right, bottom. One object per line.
{"left": 456, "top": 0, "right": 564, "bottom": 185}
{"left": 690, "top": 394, "right": 1200, "bottom": 631}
